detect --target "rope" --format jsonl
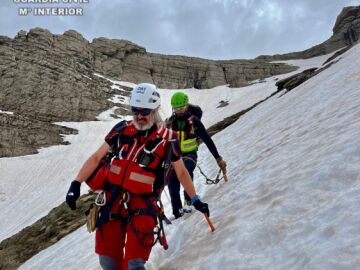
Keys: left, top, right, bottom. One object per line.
{"left": 197, "top": 164, "right": 224, "bottom": 185}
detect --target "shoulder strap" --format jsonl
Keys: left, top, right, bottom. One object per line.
{"left": 188, "top": 104, "right": 203, "bottom": 120}
{"left": 143, "top": 128, "right": 166, "bottom": 154}
{"left": 163, "top": 128, "right": 177, "bottom": 181}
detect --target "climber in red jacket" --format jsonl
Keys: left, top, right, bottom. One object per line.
{"left": 65, "top": 83, "right": 210, "bottom": 270}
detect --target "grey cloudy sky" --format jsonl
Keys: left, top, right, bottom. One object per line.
{"left": 1, "top": 0, "right": 359, "bottom": 59}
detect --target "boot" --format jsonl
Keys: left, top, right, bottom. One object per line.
{"left": 173, "top": 208, "right": 184, "bottom": 219}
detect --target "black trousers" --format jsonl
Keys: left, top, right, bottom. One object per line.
{"left": 167, "top": 152, "right": 197, "bottom": 215}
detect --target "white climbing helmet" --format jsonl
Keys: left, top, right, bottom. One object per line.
{"left": 129, "top": 83, "right": 161, "bottom": 109}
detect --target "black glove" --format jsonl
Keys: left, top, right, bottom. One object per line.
{"left": 192, "top": 197, "right": 210, "bottom": 217}
{"left": 66, "top": 180, "right": 81, "bottom": 210}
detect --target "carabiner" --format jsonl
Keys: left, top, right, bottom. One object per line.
{"left": 95, "top": 191, "right": 106, "bottom": 206}
{"left": 121, "top": 191, "right": 130, "bottom": 209}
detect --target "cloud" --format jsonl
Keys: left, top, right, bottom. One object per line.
{"left": 0, "top": 0, "right": 358, "bottom": 59}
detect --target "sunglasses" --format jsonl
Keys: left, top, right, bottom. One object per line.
{"left": 131, "top": 107, "right": 153, "bottom": 116}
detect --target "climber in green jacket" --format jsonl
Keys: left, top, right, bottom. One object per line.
{"left": 165, "top": 92, "right": 227, "bottom": 218}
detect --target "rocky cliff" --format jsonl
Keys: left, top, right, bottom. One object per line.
{"left": 256, "top": 5, "right": 360, "bottom": 60}
{"left": 92, "top": 38, "right": 295, "bottom": 89}
{"left": 0, "top": 29, "right": 117, "bottom": 157}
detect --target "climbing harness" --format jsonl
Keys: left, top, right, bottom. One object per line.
{"left": 85, "top": 120, "right": 176, "bottom": 250}
{"left": 128, "top": 196, "right": 168, "bottom": 249}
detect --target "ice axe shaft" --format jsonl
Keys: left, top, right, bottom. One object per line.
{"left": 204, "top": 214, "right": 215, "bottom": 232}
{"left": 220, "top": 166, "right": 228, "bottom": 182}
{"left": 161, "top": 231, "right": 169, "bottom": 250}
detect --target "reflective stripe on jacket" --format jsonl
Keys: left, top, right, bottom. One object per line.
{"left": 178, "top": 130, "right": 198, "bottom": 153}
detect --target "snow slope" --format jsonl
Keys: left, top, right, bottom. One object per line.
{"left": 3, "top": 45, "right": 360, "bottom": 270}
{"left": 148, "top": 45, "right": 360, "bottom": 269}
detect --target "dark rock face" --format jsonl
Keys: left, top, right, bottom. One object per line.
{"left": 276, "top": 68, "right": 318, "bottom": 92}
{"left": 256, "top": 5, "right": 360, "bottom": 60}
{"left": 275, "top": 53, "right": 341, "bottom": 95}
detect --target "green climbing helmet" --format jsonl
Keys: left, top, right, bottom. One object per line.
{"left": 171, "top": 92, "right": 189, "bottom": 109}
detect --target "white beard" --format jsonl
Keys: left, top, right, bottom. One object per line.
{"left": 133, "top": 120, "right": 154, "bottom": 131}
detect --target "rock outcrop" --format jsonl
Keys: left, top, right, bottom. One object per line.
{"left": 275, "top": 50, "right": 344, "bottom": 95}
{"left": 0, "top": 28, "right": 119, "bottom": 157}
{"left": 91, "top": 38, "right": 295, "bottom": 89}
{"left": 0, "top": 114, "right": 74, "bottom": 157}
{"left": 275, "top": 68, "right": 318, "bottom": 92}
{"left": 0, "top": 28, "right": 114, "bottom": 123}
{"left": 256, "top": 5, "right": 360, "bottom": 60}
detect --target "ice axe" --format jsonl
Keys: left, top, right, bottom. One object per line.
{"left": 204, "top": 214, "right": 215, "bottom": 232}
